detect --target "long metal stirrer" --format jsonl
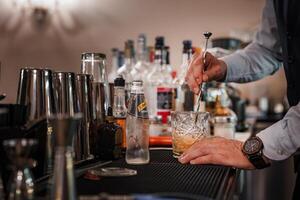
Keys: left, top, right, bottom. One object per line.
{"left": 195, "top": 32, "right": 212, "bottom": 123}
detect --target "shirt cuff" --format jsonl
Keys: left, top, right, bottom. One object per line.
{"left": 257, "top": 120, "right": 294, "bottom": 161}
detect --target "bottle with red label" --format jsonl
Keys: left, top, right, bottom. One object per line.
{"left": 146, "top": 36, "right": 174, "bottom": 123}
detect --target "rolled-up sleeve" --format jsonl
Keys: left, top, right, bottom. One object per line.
{"left": 257, "top": 102, "right": 300, "bottom": 160}
{"left": 221, "top": 0, "right": 282, "bottom": 83}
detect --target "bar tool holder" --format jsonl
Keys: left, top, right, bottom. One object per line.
{"left": 50, "top": 114, "right": 82, "bottom": 200}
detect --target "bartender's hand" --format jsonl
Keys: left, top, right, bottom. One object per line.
{"left": 178, "top": 137, "right": 255, "bottom": 169}
{"left": 185, "top": 52, "right": 227, "bottom": 94}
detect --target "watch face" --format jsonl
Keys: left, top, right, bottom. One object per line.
{"left": 243, "top": 137, "right": 262, "bottom": 155}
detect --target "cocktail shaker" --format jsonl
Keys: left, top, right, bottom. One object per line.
{"left": 16, "top": 68, "right": 56, "bottom": 175}
{"left": 76, "top": 74, "right": 94, "bottom": 160}
{"left": 53, "top": 72, "right": 83, "bottom": 161}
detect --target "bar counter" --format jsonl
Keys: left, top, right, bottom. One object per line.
{"left": 35, "top": 148, "right": 238, "bottom": 200}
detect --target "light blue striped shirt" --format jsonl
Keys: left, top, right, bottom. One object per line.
{"left": 221, "top": 0, "right": 300, "bottom": 161}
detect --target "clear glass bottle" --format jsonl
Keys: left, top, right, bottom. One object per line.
{"left": 108, "top": 48, "right": 120, "bottom": 83}
{"left": 163, "top": 46, "right": 173, "bottom": 75}
{"left": 147, "top": 37, "right": 174, "bottom": 123}
{"left": 117, "top": 40, "right": 135, "bottom": 104}
{"left": 146, "top": 37, "right": 164, "bottom": 117}
{"left": 131, "top": 34, "right": 149, "bottom": 82}
{"left": 126, "top": 80, "right": 150, "bottom": 165}
{"left": 81, "top": 53, "right": 111, "bottom": 121}
{"left": 173, "top": 40, "right": 195, "bottom": 111}
{"left": 113, "top": 76, "right": 127, "bottom": 149}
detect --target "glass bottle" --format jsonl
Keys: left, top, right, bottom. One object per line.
{"left": 126, "top": 80, "right": 150, "bottom": 165}
{"left": 108, "top": 48, "right": 120, "bottom": 83}
{"left": 212, "top": 95, "right": 237, "bottom": 139}
{"left": 117, "top": 40, "right": 135, "bottom": 104}
{"left": 131, "top": 34, "right": 149, "bottom": 82}
{"left": 147, "top": 37, "right": 174, "bottom": 123}
{"left": 148, "top": 46, "right": 155, "bottom": 64}
{"left": 94, "top": 107, "right": 123, "bottom": 160}
{"left": 113, "top": 76, "right": 127, "bottom": 149}
{"left": 81, "top": 53, "right": 111, "bottom": 122}
{"left": 146, "top": 37, "right": 164, "bottom": 117}
{"left": 163, "top": 46, "right": 173, "bottom": 75}
{"left": 173, "top": 40, "right": 195, "bottom": 111}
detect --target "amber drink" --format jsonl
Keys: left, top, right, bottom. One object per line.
{"left": 171, "top": 111, "right": 210, "bottom": 158}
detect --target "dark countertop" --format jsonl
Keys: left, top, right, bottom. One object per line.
{"left": 35, "top": 149, "right": 237, "bottom": 200}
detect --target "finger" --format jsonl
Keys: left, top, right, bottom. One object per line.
{"left": 190, "top": 155, "right": 215, "bottom": 165}
{"left": 203, "top": 67, "right": 222, "bottom": 82}
{"left": 178, "top": 141, "right": 209, "bottom": 164}
{"left": 202, "top": 52, "right": 225, "bottom": 82}
{"left": 191, "top": 52, "right": 205, "bottom": 85}
{"left": 185, "top": 74, "right": 200, "bottom": 94}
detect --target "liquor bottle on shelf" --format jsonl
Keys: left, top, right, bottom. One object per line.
{"left": 173, "top": 40, "right": 195, "bottom": 111}
{"left": 113, "top": 76, "right": 127, "bottom": 150}
{"left": 163, "top": 46, "right": 173, "bottom": 75}
{"left": 117, "top": 40, "right": 135, "bottom": 104}
{"left": 118, "top": 51, "right": 125, "bottom": 67}
{"left": 146, "top": 37, "right": 174, "bottom": 123}
{"left": 126, "top": 80, "right": 150, "bottom": 165}
{"left": 108, "top": 48, "right": 120, "bottom": 83}
{"left": 93, "top": 107, "right": 123, "bottom": 160}
{"left": 131, "top": 34, "right": 150, "bottom": 82}
{"left": 148, "top": 46, "right": 155, "bottom": 65}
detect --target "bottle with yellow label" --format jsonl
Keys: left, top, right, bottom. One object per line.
{"left": 125, "top": 80, "right": 150, "bottom": 165}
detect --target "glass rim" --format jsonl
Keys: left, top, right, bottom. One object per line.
{"left": 81, "top": 52, "right": 106, "bottom": 60}
{"left": 171, "top": 111, "right": 210, "bottom": 115}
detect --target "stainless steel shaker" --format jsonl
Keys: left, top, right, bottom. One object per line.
{"left": 16, "top": 68, "right": 56, "bottom": 123}
{"left": 16, "top": 68, "right": 56, "bottom": 175}
{"left": 53, "top": 72, "right": 83, "bottom": 161}
{"left": 16, "top": 68, "right": 44, "bottom": 123}
{"left": 81, "top": 53, "right": 111, "bottom": 122}
{"left": 76, "top": 74, "right": 94, "bottom": 160}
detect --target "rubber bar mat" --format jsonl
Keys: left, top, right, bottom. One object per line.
{"left": 77, "top": 149, "right": 232, "bottom": 199}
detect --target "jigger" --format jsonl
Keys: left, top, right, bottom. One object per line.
{"left": 50, "top": 113, "right": 82, "bottom": 200}
{"left": 3, "top": 139, "right": 37, "bottom": 200}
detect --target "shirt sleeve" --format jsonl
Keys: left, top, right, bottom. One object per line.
{"left": 221, "top": 0, "right": 282, "bottom": 83}
{"left": 257, "top": 102, "right": 300, "bottom": 160}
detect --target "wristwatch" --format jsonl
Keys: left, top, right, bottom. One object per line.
{"left": 242, "top": 136, "right": 270, "bottom": 169}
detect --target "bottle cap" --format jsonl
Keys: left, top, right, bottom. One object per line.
{"left": 155, "top": 36, "right": 165, "bottom": 49}
{"left": 114, "top": 76, "right": 125, "bottom": 87}
{"left": 183, "top": 40, "right": 192, "bottom": 49}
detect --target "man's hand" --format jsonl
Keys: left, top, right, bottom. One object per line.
{"left": 185, "top": 52, "right": 227, "bottom": 94}
{"left": 178, "top": 137, "right": 255, "bottom": 170}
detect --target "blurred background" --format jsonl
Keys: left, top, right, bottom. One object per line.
{"left": 0, "top": 0, "right": 285, "bottom": 105}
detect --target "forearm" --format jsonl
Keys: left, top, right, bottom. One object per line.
{"left": 219, "top": 0, "right": 282, "bottom": 83}
{"left": 221, "top": 42, "right": 282, "bottom": 83}
{"left": 257, "top": 102, "right": 300, "bottom": 161}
